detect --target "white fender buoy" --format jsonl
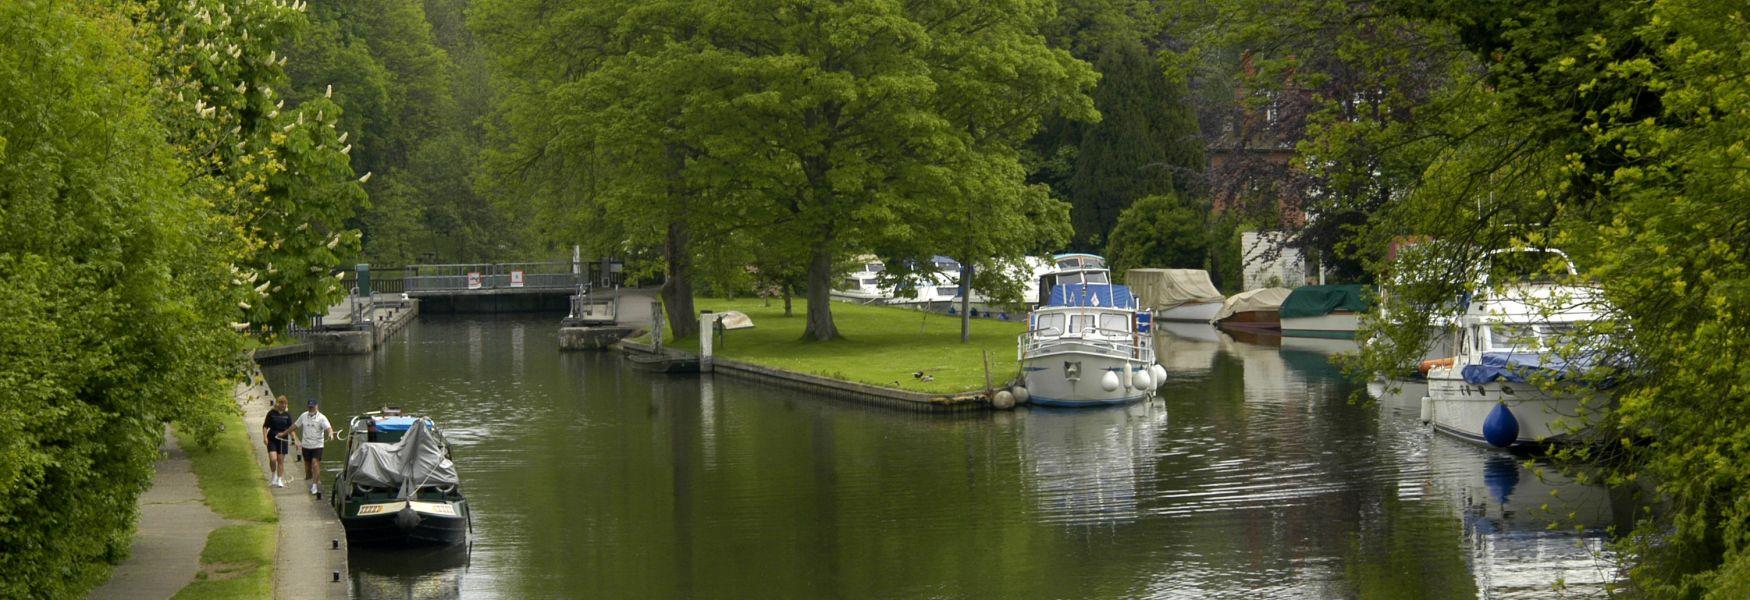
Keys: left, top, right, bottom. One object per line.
{"left": 1101, "top": 370, "right": 1121, "bottom": 392}
{"left": 1131, "top": 369, "right": 1153, "bottom": 390}
{"left": 991, "top": 390, "right": 1016, "bottom": 410}
{"left": 1011, "top": 386, "right": 1031, "bottom": 404}
{"left": 1419, "top": 396, "right": 1433, "bottom": 424}
{"left": 1149, "top": 364, "right": 1167, "bottom": 385}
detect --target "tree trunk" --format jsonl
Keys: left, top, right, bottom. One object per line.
{"left": 663, "top": 219, "right": 699, "bottom": 340}
{"left": 959, "top": 261, "right": 973, "bottom": 343}
{"left": 802, "top": 243, "right": 839, "bottom": 341}
{"left": 782, "top": 283, "right": 793, "bottom": 317}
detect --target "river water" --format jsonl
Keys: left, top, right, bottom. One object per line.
{"left": 264, "top": 315, "right": 1633, "bottom": 599}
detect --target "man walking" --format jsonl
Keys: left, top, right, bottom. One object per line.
{"left": 290, "top": 399, "right": 334, "bottom": 495}
{"left": 261, "top": 395, "right": 294, "bottom": 487}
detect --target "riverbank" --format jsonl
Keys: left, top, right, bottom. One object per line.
{"left": 623, "top": 298, "right": 1027, "bottom": 409}
{"left": 169, "top": 409, "right": 278, "bottom": 599}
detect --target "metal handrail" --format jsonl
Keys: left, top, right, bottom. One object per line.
{"left": 1018, "top": 326, "right": 1153, "bottom": 361}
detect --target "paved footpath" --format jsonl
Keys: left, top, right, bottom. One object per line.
{"left": 238, "top": 373, "right": 350, "bottom": 600}
{"left": 89, "top": 431, "right": 234, "bottom": 600}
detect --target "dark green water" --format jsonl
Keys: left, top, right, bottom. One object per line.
{"left": 264, "top": 315, "right": 1631, "bottom": 599}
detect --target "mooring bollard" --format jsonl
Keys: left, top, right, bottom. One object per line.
{"left": 698, "top": 311, "right": 716, "bottom": 373}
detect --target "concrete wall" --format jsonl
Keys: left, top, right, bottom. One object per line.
{"left": 414, "top": 290, "right": 571, "bottom": 314}
{"left": 1242, "top": 231, "right": 1307, "bottom": 290}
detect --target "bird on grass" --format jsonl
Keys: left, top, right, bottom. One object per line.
{"left": 912, "top": 371, "right": 925, "bottom": 379}
{"left": 921, "top": 375, "right": 934, "bottom": 383}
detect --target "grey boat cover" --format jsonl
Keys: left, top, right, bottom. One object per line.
{"left": 347, "top": 418, "right": 458, "bottom": 498}
{"left": 1126, "top": 269, "right": 1224, "bottom": 311}
{"left": 1212, "top": 287, "right": 1293, "bottom": 322}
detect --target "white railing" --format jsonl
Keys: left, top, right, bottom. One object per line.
{"left": 1017, "top": 327, "right": 1153, "bottom": 362}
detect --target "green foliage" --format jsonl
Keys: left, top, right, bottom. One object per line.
{"left": 1326, "top": 0, "right": 1750, "bottom": 594}
{"left": 1105, "top": 193, "right": 1209, "bottom": 276}
{"left": 1067, "top": 39, "right": 1205, "bottom": 249}
{"left": 476, "top": 0, "right": 1096, "bottom": 341}
{"left": 0, "top": 2, "right": 241, "bottom": 595}
{"left": 287, "top": 0, "right": 509, "bottom": 264}
{"left": 134, "top": 0, "right": 367, "bottom": 335}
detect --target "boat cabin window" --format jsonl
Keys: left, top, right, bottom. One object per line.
{"left": 1084, "top": 271, "right": 1109, "bottom": 284}
{"left": 1057, "top": 272, "right": 1083, "bottom": 285}
{"left": 861, "top": 278, "right": 879, "bottom": 285}
{"left": 1490, "top": 324, "right": 1539, "bottom": 351}
{"left": 1098, "top": 313, "right": 1129, "bottom": 333}
{"left": 866, "top": 263, "right": 884, "bottom": 273}
{"left": 1070, "top": 314, "right": 1096, "bottom": 333}
{"left": 937, "top": 286, "right": 960, "bottom": 296}
{"left": 1036, "top": 313, "right": 1066, "bottom": 334}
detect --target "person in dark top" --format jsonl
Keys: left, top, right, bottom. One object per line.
{"left": 261, "top": 395, "right": 294, "bottom": 488}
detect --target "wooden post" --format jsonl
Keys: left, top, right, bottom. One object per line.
{"left": 982, "top": 350, "right": 993, "bottom": 394}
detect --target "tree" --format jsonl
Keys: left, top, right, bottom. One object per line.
{"left": 1104, "top": 193, "right": 1209, "bottom": 275}
{"left": 135, "top": 0, "right": 366, "bottom": 334}
{"left": 1067, "top": 38, "right": 1205, "bottom": 249}
{"left": 476, "top": 0, "right": 1097, "bottom": 342}
{"left": 0, "top": 1, "right": 240, "bottom": 594}
{"left": 1323, "top": 0, "right": 1750, "bottom": 593}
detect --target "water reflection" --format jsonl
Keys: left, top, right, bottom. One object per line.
{"left": 262, "top": 314, "right": 1630, "bottom": 599}
{"left": 1022, "top": 402, "right": 1168, "bottom": 526}
{"left": 350, "top": 545, "right": 470, "bottom": 600}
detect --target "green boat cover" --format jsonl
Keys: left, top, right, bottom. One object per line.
{"left": 1279, "top": 285, "right": 1372, "bottom": 318}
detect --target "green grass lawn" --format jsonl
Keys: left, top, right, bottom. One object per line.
{"left": 173, "top": 411, "right": 277, "bottom": 599}
{"left": 651, "top": 298, "right": 1028, "bottom": 394}
{"left": 178, "top": 420, "right": 277, "bottom": 523}
{"left": 171, "top": 524, "right": 275, "bottom": 600}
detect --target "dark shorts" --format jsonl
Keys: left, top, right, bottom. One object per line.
{"left": 301, "top": 447, "right": 324, "bottom": 461}
{"left": 267, "top": 437, "right": 289, "bottom": 454}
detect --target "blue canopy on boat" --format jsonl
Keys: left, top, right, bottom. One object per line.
{"left": 1461, "top": 351, "right": 1590, "bottom": 385}
{"left": 1046, "top": 284, "right": 1136, "bottom": 309}
{"left": 373, "top": 416, "right": 420, "bottom": 432}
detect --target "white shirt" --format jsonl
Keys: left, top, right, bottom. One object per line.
{"left": 292, "top": 412, "right": 331, "bottom": 449}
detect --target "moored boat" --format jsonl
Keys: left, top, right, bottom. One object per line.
{"left": 1211, "top": 287, "right": 1292, "bottom": 331}
{"left": 1279, "top": 284, "right": 1371, "bottom": 339}
{"left": 1125, "top": 268, "right": 1224, "bottom": 323}
{"left": 1421, "top": 251, "right": 1610, "bottom": 448}
{"left": 333, "top": 411, "right": 471, "bottom": 546}
{"left": 1016, "top": 254, "right": 1165, "bottom": 407}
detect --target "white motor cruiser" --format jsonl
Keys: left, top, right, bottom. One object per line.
{"left": 1017, "top": 254, "right": 1166, "bottom": 407}
{"left": 1421, "top": 250, "right": 1610, "bottom": 447}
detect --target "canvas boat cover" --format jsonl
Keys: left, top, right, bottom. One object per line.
{"left": 1126, "top": 269, "right": 1223, "bottom": 311}
{"left": 1461, "top": 351, "right": 1594, "bottom": 385}
{"left": 347, "top": 418, "right": 458, "bottom": 498}
{"left": 1279, "top": 285, "right": 1372, "bottom": 319}
{"left": 715, "top": 311, "right": 754, "bottom": 330}
{"left": 1212, "top": 287, "right": 1293, "bottom": 322}
{"left": 1046, "top": 283, "right": 1136, "bottom": 309}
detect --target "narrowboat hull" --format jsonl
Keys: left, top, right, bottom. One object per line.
{"left": 339, "top": 499, "right": 470, "bottom": 546}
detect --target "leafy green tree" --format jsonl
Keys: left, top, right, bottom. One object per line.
{"left": 1068, "top": 38, "right": 1205, "bottom": 249}
{"left": 1319, "top": 0, "right": 1750, "bottom": 593}
{"left": 476, "top": 0, "right": 1096, "bottom": 342}
{"left": 1104, "top": 193, "right": 1209, "bottom": 276}
{"left": 0, "top": 1, "right": 241, "bottom": 594}
{"left": 135, "top": 0, "right": 366, "bottom": 334}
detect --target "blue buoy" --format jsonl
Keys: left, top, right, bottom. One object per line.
{"left": 1482, "top": 402, "right": 1520, "bottom": 448}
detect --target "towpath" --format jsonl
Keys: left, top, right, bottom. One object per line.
{"left": 238, "top": 373, "right": 350, "bottom": 599}
{"left": 88, "top": 431, "right": 233, "bottom": 600}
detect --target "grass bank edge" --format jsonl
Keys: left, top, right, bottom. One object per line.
{"left": 172, "top": 407, "right": 278, "bottom": 599}
{"left": 641, "top": 297, "right": 1028, "bottom": 394}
